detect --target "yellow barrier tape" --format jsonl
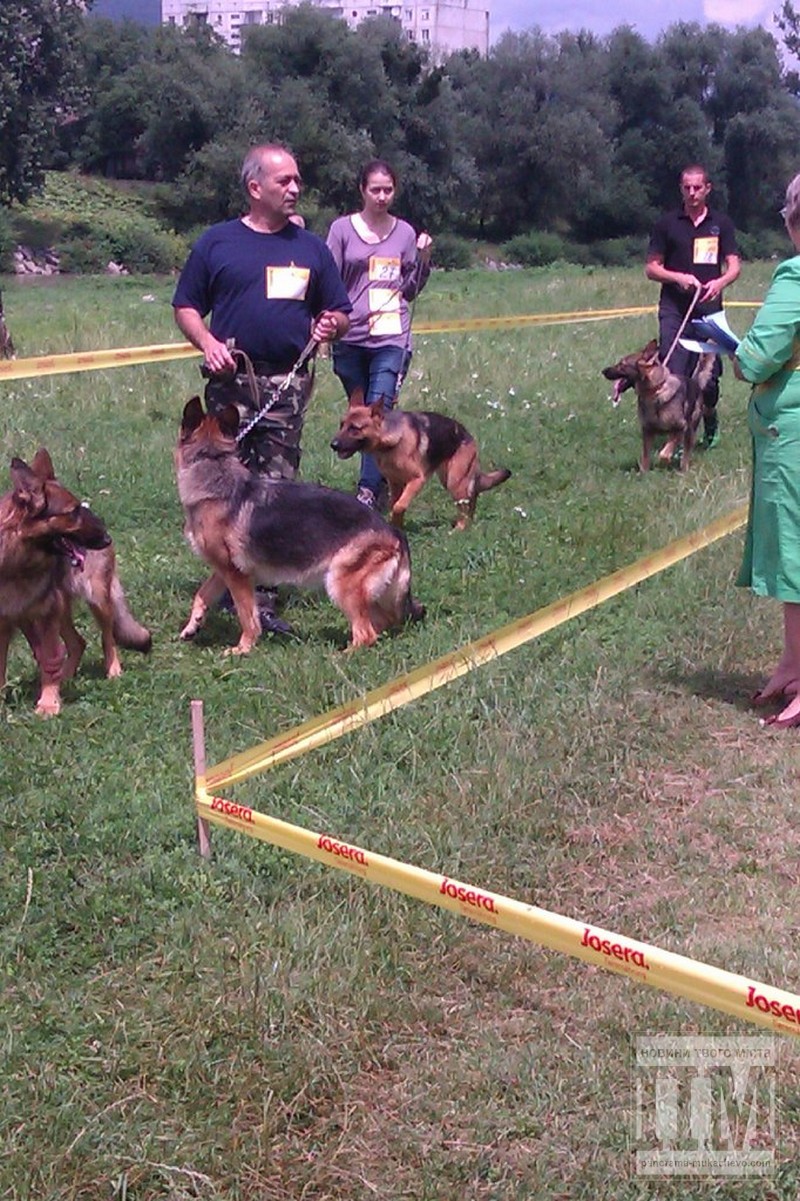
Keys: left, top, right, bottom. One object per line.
{"left": 0, "top": 342, "right": 200, "bottom": 381}
{"left": 0, "top": 301, "right": 764, "bottom": 379}
{"left": 206, "top": 505, "right": 748, "bottom": 789}
{"left": 413, "top": 306, "right": 653, "bottom": 334}
{"left": 413, "top": 300, "right": 760, "bottom": 335}
{"left": 195, "top": 789, "right": 800, "bottom": 1038}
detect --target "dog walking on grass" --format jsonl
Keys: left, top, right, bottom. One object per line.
{"left": 176, "top": 396, "right": 425, "bottom": 654}
{"left": 331, "top": 389, "right": 511, "bottom": 530}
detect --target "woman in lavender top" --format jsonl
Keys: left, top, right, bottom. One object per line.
{"left": 327, "top": 161, "right": 433, "bottom": 508}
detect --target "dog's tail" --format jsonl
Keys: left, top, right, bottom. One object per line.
{"left": 0, "top": 289, "right": 16, "bottom": 361}
{"left": 477, "top": 468, "right": 512, "bottom": 494}
{"left": 109, "top": 575, "right": 152, "bottom": 653}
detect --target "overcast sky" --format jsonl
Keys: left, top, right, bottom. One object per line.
{"left": 490, "top": 0, "right": 777, "bottom": 43}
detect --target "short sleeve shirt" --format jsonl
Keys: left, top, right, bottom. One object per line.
{"left": 647, "top": 207, "right": 738, "bottom": 311}
{"left": 326, "top": 215, "right": 428, "bottom": 348}
{"left": 172, "top": 219, "right": 351, "bottom": 367}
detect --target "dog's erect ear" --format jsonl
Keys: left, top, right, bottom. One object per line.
{"left": 641, "top": 339, "right": 659, "bottom": 359}
{"left": 217, "top": 403, "right": 240, "bottom": 439}
{"left": 371, "top": 396, "right": 388, "bottom": 421}
{"left": 31, "top": 447, "right": 55, "bottom": 481}
{"left": 9, "top": 457, "right": 46, "bottom": 510}
{"left": 181, "top": 396, "right": 205, "bottom": 436}
{"left": 347, "top": 387, "right": 365, "bottom": 410}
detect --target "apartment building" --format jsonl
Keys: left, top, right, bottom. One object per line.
{"left": 160, "top": 0, "right": 489, "bottom": 57}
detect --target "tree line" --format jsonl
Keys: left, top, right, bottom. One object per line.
{"left": 6, "top": 0, "right": 800, "bottom": 247}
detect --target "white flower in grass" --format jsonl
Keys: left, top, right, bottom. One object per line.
{"left": 513, "top": 506, "right": 527, "bottom": 518}
{"left": 141, "top": 294, "right": 156, "bottom": 302}
{"left": 508, "top": 387, "right": 516, "bottom": 396}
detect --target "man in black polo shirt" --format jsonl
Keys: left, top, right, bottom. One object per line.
{"left": 646, "top": 164, "right": 740, "bottom": 450}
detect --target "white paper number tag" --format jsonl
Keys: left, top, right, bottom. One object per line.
{"left": 266, "top": 265, "right": 310, "bottom": 300}
{"left": 368, "top": 286, "right": 402, "bottom": 336}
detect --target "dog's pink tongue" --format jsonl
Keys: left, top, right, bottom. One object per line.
{"left": 611, "top": 379, "right": 624, "bottom": 407}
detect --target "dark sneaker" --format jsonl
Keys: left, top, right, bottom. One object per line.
{"left": 218, "top": 589, "right": 235, "bottom": 613}
{"left": 258, "top": 608, "right": 295, "bottom": 637}
{"left": 255, "top": 585, "right": 295, "bottom": 636}
{"left": 356, "top": 485, "right": 378, "bottom": 509}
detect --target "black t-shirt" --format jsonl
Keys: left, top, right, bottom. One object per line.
{"left": 647, "top": 206, "right": 738, "bottom": 313}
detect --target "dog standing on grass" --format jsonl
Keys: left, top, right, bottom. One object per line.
{"left": 602, "top": 339, "right": 715, "bottom": 472}
{"left": 175, "top": 396, "right": 425, "bottom": 653}
{"left": 330, "top": 390, "right": 511, "bottom": 530}
{"left": 0, "top": 449, "right": 151, "bottom": 715}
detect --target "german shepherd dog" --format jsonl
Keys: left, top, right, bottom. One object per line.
{"left": 0, "top": 290, "right": 15, "bottom": 360}
{"left": 0, "top": 450, "right": 151, "bottom": 715}
{"left": 602, "top": 340, "right": 715, "bottom": 472}
{"left": 330, "top": 390, "right": 511, "bottom": 530}
{"left": 176, "top": 396, "right": 425, "bottom": 654}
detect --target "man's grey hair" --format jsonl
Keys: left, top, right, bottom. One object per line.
{"left": 240, "top": 144, "right": 291, "bottom": 193}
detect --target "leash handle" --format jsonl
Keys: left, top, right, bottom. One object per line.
{"left": 662, "top": 283, "right": 702, "bottom": 369}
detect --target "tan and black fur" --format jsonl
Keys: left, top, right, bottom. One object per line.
{"left": 176, "top": 396, "right": 425, "bottom": 654}
{"left": 602, "top": 339, "right": 715, "bottom": 472}
{"left": 330, "top": 390, "right": 511, "bottom": 530}
{"left": 0, "top": 449, "right": 151, "bottom": 715}
{"left": 0, "top": 290, "right": 15, "bottom": 360}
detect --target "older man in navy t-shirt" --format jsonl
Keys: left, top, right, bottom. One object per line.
{"left": 173, "top": 144, "right": 351, "bottom": 632}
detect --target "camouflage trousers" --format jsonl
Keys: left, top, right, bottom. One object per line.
{"left": 205, "top": 368, "right": 314, "bottom": 480}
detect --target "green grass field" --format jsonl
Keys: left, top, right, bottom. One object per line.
{"left": 1, "top": 263, "right": 798, "bottom": 1200}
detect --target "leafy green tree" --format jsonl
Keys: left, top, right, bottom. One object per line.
{"left": 0, "top": 0, "right": 85, "bottom": 203}
{"left": 74, "top": 22, "right": 239, "bottom": 180}
{"left": 724, "top": 105, "right": 800, "bottom": 230}
{"left": 449, "top": 29, "right": 614, "bottom": 236}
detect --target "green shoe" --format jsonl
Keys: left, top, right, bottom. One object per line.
{"left": 704, "top": 429, "right": 720, "bottom": 450}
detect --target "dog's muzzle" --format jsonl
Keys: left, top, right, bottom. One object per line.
{"left": 330, "top": 437, "right": 358, "bottom": 459}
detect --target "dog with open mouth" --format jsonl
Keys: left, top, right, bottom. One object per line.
{"left": 602, "top": 339, "right": 715, "bottom": 472}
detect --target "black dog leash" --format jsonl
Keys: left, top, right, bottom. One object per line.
{"left": 392, "top": 258, "right": 427, "bottom": 404}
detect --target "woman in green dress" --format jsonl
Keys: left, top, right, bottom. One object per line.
{"left": 734, "top": 172, "right": 800, "bottom": 728}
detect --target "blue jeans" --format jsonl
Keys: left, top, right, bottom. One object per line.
{"left": 332, "top": 342, "right": 411, "bottom": 493}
